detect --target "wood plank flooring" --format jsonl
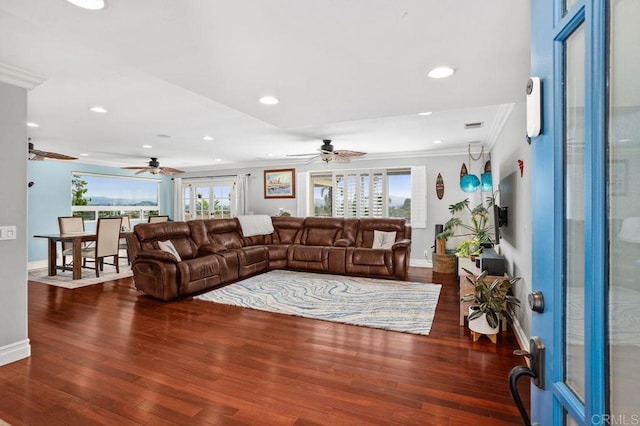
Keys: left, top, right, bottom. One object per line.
{"left": 1, "top": 268, "right": 529, "bottom": 425}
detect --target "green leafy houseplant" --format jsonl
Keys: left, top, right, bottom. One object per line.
{"left": 461, "top": 268, "right": 521, "bottom": 329}
{"left": 436, "top": 198, "right": 494, "bottom": 258}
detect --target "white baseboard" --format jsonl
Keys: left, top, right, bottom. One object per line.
{"left": 410, "top": 258, "right": 432, "bottom": 268}
{"left": 0, "top": 339, "right": 31, "bottom": 367}
{"left": 28, "top": 260, "right": 48, "bottom": 271}
{"left": 511, "top": 314, "right": 529, "bottom": 353}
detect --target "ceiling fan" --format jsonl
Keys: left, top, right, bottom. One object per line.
{"left": 121, "top": 157, "right": 185, "bottom": 176}
{"left": 287, "top": 140, "right": 366, "bottom": 163}
{"left": 28, "top": 139, "right": 77, "bottom": 161}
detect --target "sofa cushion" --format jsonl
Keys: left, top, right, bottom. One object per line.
{"left": 271, "top": 217, "right": 304, "bottom": 244}
{"left": 135, "top": 222, "right": 198, "bottom": 260}
{"left": 180, "top": 255, "right": 222, "bottom": 282}
{"left": 300, "top": 217, "right": 344, "bottom": 246}
{"left": 355, "top": 218, "right": 406, "bottom": 248}
{"left": 158, "top": 240, "right": 182, "bottom": 261}
{"left": 198, "top": 243, "right": 228, "bottom": 255}
{"left": 372, "top": 230, "right": 396, "bottom": 249}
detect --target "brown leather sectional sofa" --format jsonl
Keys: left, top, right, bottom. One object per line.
{"left": 126, "top": 216, "right": 411, "bottom": 301}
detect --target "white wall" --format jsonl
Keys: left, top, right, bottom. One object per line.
{"left": 0, "top": 81, "right": 30, "bottom": 366}
{"left": 489, "top": 102, "right": 532, "bottom": 340}
{"left": 184, "top": 153, "right": 472, "bottom": 266}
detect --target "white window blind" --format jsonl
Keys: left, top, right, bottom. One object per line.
{"left": 333, "top": 170, "right": 387, "bottom": 218}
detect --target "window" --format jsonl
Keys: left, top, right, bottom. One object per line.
{"left": 182, "top": 180, "right": 234, "bottom": 220}
{"left": 71, "top": 173, "right": 160, "bottom": 221}
{"left": 310, "top": 168, "right": 411, "bottom": 222}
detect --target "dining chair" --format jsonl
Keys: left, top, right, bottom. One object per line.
{"left": 118, "top": 216, "right": 131, "bottom": 264}
{"left": 81, "top": 217, "right": 122, "bottom": 277}
{"left": 148, "top": 215, "right": 169, "bottom": 223}
{"left": 57, "top": 216, "right": 85, "bottom": 272}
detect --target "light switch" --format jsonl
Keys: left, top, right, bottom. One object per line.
{"left": 0, "top": 225, "right": 17, "bottom": 240}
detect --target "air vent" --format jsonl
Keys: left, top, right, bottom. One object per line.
{"left": 464, "top": 121, "right": 484, "bottom": 130}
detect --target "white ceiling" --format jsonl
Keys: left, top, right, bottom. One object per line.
{"left": 0, "top": 0, "right": 530, "bottom": 172}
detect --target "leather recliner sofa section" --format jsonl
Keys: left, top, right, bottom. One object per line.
{"left": 126, "top": 216, "right": 411, "bottom": 301}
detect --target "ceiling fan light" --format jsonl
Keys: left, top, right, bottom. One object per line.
{"left": 320, "top": 152, "right": 334, "bottom": 163}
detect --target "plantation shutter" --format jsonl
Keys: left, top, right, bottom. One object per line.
{"left": 372, "top": 171, "right": 386, "bottom": 217}
{"left": 334, "top": 174, "right": 345, "bottom": 216}
{"left": 332, "top": 170, "right": 387, "bottom": 218}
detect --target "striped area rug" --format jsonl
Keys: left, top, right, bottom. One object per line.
{"left": 195, "top": 269, "right": 441, "bottom": 335}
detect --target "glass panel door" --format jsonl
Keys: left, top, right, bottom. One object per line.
{"left": 608, "top": 0, "right": 640, "bottom": 417}
{"left": 564, "top": 23, "right": 586, "bottom": 402}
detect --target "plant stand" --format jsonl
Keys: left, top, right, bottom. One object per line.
{"left": 467, "top": 307, "right": 500, "bottom": 344}
{"left": 471, "top": 330, "right": 498, "bottom": 344}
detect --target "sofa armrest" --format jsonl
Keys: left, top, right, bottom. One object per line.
{"left": 334, "top": 238, "right": 353, "bottom": 247}
{"left": 392, "top": 239, "right": 411, "bottom": 250}
{"left": 136, "top": 249, "right": 180, "bottom": 264}
{"left": 198, "top": 243, "right": 228, "bottom": 255}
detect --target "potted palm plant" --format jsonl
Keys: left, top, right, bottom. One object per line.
{"left": 436, "top": 198, "right": 493, "bottom": 259}
{"left": 460, "top": 268, "right": 521, "bottom": 342}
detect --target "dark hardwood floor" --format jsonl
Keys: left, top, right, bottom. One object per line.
{"left": 1, "top": 268, "right": 529, "bottom": 425}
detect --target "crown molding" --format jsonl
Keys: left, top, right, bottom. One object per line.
{"left": 0, "top": 63, "right": 47, "bottom": 90}
{"left": 486, "top": 103, "right": 516, "bottom": 151}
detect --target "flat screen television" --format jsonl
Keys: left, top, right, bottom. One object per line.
{"left": 493, "top": 204, "right": 508, "bottom": 245}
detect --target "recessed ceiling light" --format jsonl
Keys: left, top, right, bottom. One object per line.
{"left": 418, "top": 112, "right": 433, "bottom": 116}
{"left": 266, "top": 153, "right": 274, "bottom": 157}
{"left": 26, "top": 122, "right": 40, "bottom": 128}
{"left": 142, "top": 144, "right": 152, "bottom": 149}
{"left": 157, "top": 134, "right": 171, "bottom": 139}
{"left": 259, "top": 96, "right": 279, "bottom": 105}
{"left": 203, "top": 136, "right": 214, "bottom": 141}
{"left": 79, "top": 153, "right": 89, "bottom": 157}
{"left": 214, "top": 158, "right": 222, "bottom": 162}
{"left": 433, "top": 140, "right": 443, "bottom": 144}
{"left": 428, "top": 66, "right": 455, "bottom": 79}
{"left": 89, "top": 106, "right": 108, "bottom": 113}
{"left": 65, "top": 0, "right": 106, "bottom": 10}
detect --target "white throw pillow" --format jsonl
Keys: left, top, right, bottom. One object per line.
{"left": 158, "top": 240, "right": 182, "bottom": 261}
{"left": 372, "top": 230, "right": 397, "bottom": 249}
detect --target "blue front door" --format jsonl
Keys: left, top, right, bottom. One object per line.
{"left": 531, "top": 1, "right": 640, "bottom": 424}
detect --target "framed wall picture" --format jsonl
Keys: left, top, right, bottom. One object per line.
{"left": 264, "top": 168, "right": 295, "bottom": 198}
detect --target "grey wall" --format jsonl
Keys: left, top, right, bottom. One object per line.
{"left": 0, "top": 81, "right": 30, "bottom": 366}
{"left": 185, "top": 153, "right": 472, "bottom": 265}
{"left": 490, "top": 102, "right": 532, "bottom": 340}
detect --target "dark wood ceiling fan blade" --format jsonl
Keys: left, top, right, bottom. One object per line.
{"left": 334, "top": 150, "right": 366, "bottom": 157}
{"left": 134, "top": 168, "right": 152, "bottom": 175}
{"left": 159, "top": 167, "right": 184, "bottom": 175}
{"left": 28, "top": 145, "right": 77, "bottom": 161}
{"left": 121, "top": 166, "right": 146, "bottom": 170}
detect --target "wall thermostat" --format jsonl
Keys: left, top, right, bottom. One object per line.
{"left": 526, "top": 77, "right": 541, "bottom": 138}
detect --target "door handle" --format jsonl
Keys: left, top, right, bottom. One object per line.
{"left": 528, "top": 291, "right": 544, "bottom": 313}
{"left": 509, "top": 337, "right": 545, "bottom": 426}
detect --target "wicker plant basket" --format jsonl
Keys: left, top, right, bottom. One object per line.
{"left": 432, "top": 253, "right": 457, "bottom": 274}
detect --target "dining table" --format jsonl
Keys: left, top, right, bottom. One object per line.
{"left": 33, "top": 231, "right": 129, "bottom": 280}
